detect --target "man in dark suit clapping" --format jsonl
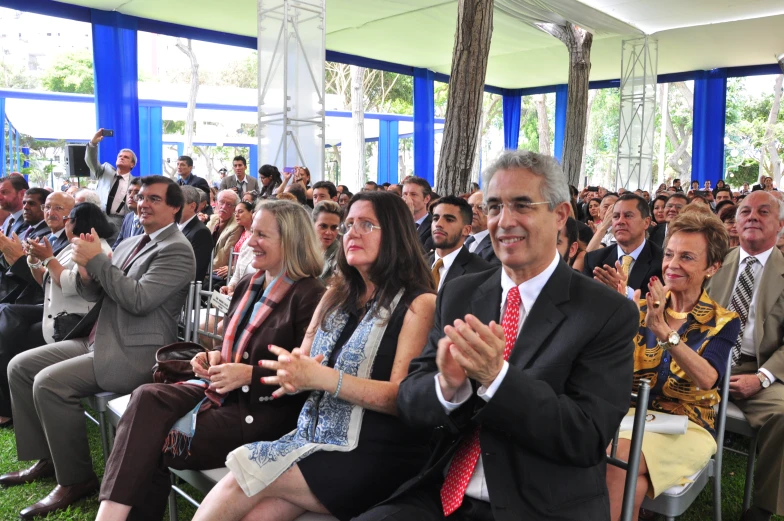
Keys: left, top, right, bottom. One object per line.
{"left": 583, "top": 193, "right": 663, "bottom": 296}
{"left": 357, "top": 150, "right": 637, "bottom": 521}
{"left": 427, "top": 196, "right": 492, "bottom": 292}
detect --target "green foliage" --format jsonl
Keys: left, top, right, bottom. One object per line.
{"left": 724, "top": 75, "right": 784, "bottom": 184}
{"left": 0, "top": 61, "right": 38, "bottom": 89}
{"left": 40, "top": 50, "right": 94, "bottom": 94}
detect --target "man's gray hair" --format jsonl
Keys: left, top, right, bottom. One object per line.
{"left": 75, "top": 188, "right": 102, "bottom": 206}
{"left": 481, "top": 150, "right": 570, "bottom": 210}
{"left": 120, "top": 148, "right": 137, "bottom": 167}
{"left": 217, "top": 189, "right": 240, "bottom": 205}
{"left": 180, "top": 185, "right": 202, "bottom": 207}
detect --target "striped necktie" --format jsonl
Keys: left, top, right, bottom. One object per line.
{"left": 728, "top": 256, "right": 758, "bottom": 366}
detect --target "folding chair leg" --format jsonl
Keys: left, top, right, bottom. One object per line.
{"left": 169, "top": 474, "right": 178, "bottom": 521}
{"left": 98, "top": 410, "right": 111, "bottom": 464}
{"left": 743, "top": 435, "right": 758, "bottom": 512}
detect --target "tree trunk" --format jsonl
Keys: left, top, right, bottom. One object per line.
{"left": 540, "top": 23, "right": 592, "bottom": 186}
{"left": 435, "top": 0, "right": 494, "bottom": 196}
{"left": 350, "top": 65, "right": 365, "bottom": 190}
{"left": 175, "top": 39, "right": 199, "bottom": 156}
{"left": 579, "top": 90, "right": 597, "bottom": 184}
{"left": 534, "top": 94, "right": 551, "bottom": 156}
{"left": 762, "top": 74, "right": 783, "bottom": 186}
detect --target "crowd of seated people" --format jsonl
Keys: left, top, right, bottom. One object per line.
{"left": 0, "top": 141, "right": 783, "bottom": 521}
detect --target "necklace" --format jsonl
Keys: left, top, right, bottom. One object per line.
{"left": 665, "top": 307, "right": 689, "bottom": 320}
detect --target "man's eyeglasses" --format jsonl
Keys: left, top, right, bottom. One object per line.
{"left": 135, "top": 194, "right": 164, "bottom": 204}
{"left": 340, "top": 220, "right": 381, "bottom": 235}
{"left": 483, "top": 201, "right": 549, "bottom": 217}
{"left": 44, "top": 205, "right": 66, "bottom": 212}
{"left": 469, "top": 203, "right": 486, "bottom": 214}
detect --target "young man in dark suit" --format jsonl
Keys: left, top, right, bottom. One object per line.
{"left": 583, "top": 193, "right": 663, "bottom": 296}
{"left": 357, "top": 150, "right": 637, "bottom": 521}
{"left": 402, "top": 177, "right": 434, "bottom": 252}
{"left": 427, "top": 196, "right": 492, "bottom": 292}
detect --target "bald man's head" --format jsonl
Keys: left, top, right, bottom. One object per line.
{"left": 44, "top": 192, "right": 75, "bottom": 233}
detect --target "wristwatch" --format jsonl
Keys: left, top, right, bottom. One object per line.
{"left": 757, "top": 372, "right": 771, "bottom": 389}
{"left": 657, "top": 331, "right": 680, "bottom": 351}
{"left": 42, "top": 256, "right": 56, "bottom": 268}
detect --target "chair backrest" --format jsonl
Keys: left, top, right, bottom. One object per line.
{"left": 608, "top": 379, "right": 651, "bottom": 521}
{"left": 177, "top": 282, "right": 196, "bottom": 342}
{"left": 207, "top": 247, "right": 216, "bottom": 292}
{"left": 708, "top": 353, "right": 733, "bottom": 517}
{"left": 192, "top": 281, "right": 226, "bottom": 345}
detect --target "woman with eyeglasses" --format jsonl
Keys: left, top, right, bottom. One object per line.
{"left": 193, "top": 191, "right": 436, "bottom": 521}
{"left": 0, "top": 202, "right": 114, "bottom": 427}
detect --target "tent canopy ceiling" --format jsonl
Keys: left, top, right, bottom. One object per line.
{"left": 47, "top": 0, "right": 784, "bottom": 88}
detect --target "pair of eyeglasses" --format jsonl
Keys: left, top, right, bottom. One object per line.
{"left": 340, "top": 220, "right": 381, "bottom": 235}
{"left": 483, "top": 201, "right": 549, "bottom": 217}
{"left": 135, "top": 194, "right": 164, "bottom": 204}
{"left": 44, "top": 205, "right": 66, "bottom": 212}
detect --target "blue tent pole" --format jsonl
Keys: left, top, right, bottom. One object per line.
{"left": 413, "top": 68, "right": 435, "bottom": 186}
{"left": 0, "top": 99, "right": 5, "bottom": 176}
{"left": 14, "top": 127, "right": 19, "bottom": 172}
{"left": 691, "top": 69, "right": 727, "bottom": 185}
{"left": 502, "top": 89, "right": 522, "bottom": 150}
{"left": 249, "top": 144, "right": 258, "bottom": 179}
{"left": 91, "top": 9, "right": 140, "bottom": 174}
{"left": 553, "top": 84, "right": 568, "bottom": 163}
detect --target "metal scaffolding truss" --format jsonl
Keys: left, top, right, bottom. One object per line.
{"left": 616, "top": 36, "right": 658, "bottom": 191}
{"left": 257, "top": 0, "right": 325, "bottom": 180}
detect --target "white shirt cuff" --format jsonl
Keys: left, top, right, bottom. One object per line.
{"left": 434, "top": 374, "right": 472, "bottom": 413}
{"left": 759, "top": 368, "right": 777, "bottom": 384}
{"left": 625, "top": 286, "right": 635, "bottom": 300}
{"left": 477, "top": 361, "right": 509, "bottom": 401}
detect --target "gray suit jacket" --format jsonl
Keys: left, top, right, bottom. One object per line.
{"left": 84, "top": 143, "right": 130, "bottom": 219}
{"left": 77, "top": 223, "right": 196, "bottom": 392}
{"left": 220, "top": 175, "right": 259, "bottom": 195}
{"left": 706, "top": 246, "right": 784, "bottom": 379}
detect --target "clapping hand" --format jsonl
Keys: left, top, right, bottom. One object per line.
{"left": 0, "top": 232, "right": 25, "bottom": 265}
{"left": 71, "top": 228, "right": 104, "bottom": 267}
{"left": 593, "top": 259, "right": 628, "bottom": 296}
{"left": 439, "top": 314, "right": 506, "bottom": 391}
{"left": 260, "top": 345, "right": 326, "bottom": 398}
{"left": 27, "top": 236, "right": 53, "bottom": 262}
{"left": 640, "top": 276, "right": 670, "bottom": 339}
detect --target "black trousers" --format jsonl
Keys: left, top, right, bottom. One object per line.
{"left": 0, "top": 303, "right": 45, "bottom": 416}
{"left": 353, "top": 481, "right": 494, "bottom": 521}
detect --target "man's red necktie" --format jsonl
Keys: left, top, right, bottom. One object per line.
{"left": 440, "top": 286, "right": 521, "bottom": 515}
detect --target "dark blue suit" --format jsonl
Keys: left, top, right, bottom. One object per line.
{"left": 177, "top": 174, "right": 212, "bottom": 199}
{"left": 112, "top": 212, "right": 143, "bottom": 250}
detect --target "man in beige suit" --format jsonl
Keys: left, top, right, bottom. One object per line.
{"left": 207, "top": 189, "right": 241, "bottom": 279}
{"left": 0, "top": 176, "right": 195, "bottom": 519}
{"left": 706, "top": 190, "right": 784, "bottom": 521}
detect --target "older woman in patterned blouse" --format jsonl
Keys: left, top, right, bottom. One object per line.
{"left": 606, "top": 211, "right": 740, "bottom": 521}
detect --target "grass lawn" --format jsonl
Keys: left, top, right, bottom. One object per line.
{"left": 1, "top": 419, "right": 783, "bottom": 521}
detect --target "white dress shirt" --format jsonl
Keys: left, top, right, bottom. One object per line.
{"left": 432, "top": 247, "right": 462, "bottom": 292}
{"left": 734, "top": 246, "right": 776, "bottom": 383}
{"left": 434, "top": 251, "right": 561, "bottom": 502}
{"left": 109, "top": 173, "right": 130, "bottom": 215}
{"left": 178, "top": 214, "right": 197, "bottom": 232}
{"left": 148, "top": 222, "right": 176, "bottom": 242}
{"left": 468, "top": 229, "right": 490, "bottom": 253}
{"left": 618, "top": 239, "right": 646, "bottom": 300}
